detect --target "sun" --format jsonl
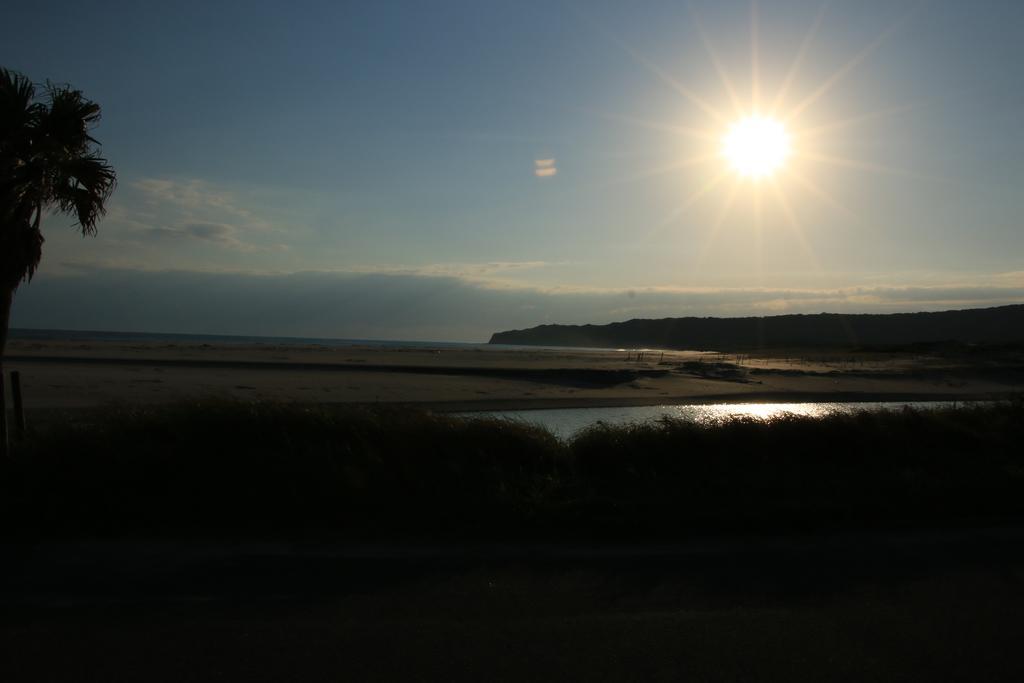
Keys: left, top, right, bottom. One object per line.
{"left": 722, "top": 115, "right": 792, "bottom": 179}
{"left": 595, "top": 1, "right": 919, "bottom": 249}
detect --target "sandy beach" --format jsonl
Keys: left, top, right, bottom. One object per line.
{"left": 4, "top": 337, "right": 1021, "bottom": 413}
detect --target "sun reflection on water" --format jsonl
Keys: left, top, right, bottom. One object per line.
{"left": 460, "top": 401, "right": 962, "bottom": 441}
{"left": 683, "top": 402, "right": 837, "bottom": 425}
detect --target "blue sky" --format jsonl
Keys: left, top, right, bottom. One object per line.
{"left": 3, "top": 0, "right": 1023, "bottom": 340}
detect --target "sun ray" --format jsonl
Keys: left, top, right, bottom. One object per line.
{"left": 644, "top": 169, "right": 732, "bottom": 241}
{"left": 799, "top": 151, "right": 952, "bottom": 184}
{"left": 567, "top": 3, "right": 730, "bottom": 122}
{"left": 753, "top": 184, "right": 764, "bottom": 284}
{"left": 750, "top": 0, "right": 760, "bottom": 107}
{"left": 799, "top": 101, "right": 917, "bottom": 138}
{"left": 692, "top": 179, "right": 741, "bottom": 278}
{"left": 769, "top": 179, "right": 823, "bottom": 274}
{"left": 677, "top": 169, "right": 731, "bottom": 213}
{"left": 602, "top": 154, "right": 718, "bottom": 188}
{"left": 607, "top": 34, "right": 728, "bottom": 123}
{"left": 581, "top": 108, "right": 717, "bottom": 141}
{"left": 786, "top": 168, "right": 859, "bottom": 222}
{"left": 687, "top": 3, "right": 745, "bottom": 117}
{"left": 770, "top": 0, "right": 831, "bottom": 115}
{"left": 786, "top": 1, "right": 924, "bottom": 123}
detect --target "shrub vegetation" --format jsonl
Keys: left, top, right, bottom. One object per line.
{"left": 1, "top": 400, "right": 1022, "bottom": 540}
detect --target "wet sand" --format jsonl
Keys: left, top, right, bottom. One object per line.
{"left": 4, "top": 338, "right": 1021, "bottom": 412}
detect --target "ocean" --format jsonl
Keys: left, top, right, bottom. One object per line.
{"left": 8, "top": 328, "right": 627, "bottom": 353}
{"left": 8, "top": 328, "right": 486, "bottom": 350}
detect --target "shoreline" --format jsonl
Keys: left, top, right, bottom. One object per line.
{"left": 420, "top": 391, "right": 1012, "bottom": 412}
{"left": 4, "top": 337, "right": 1020, "bottom": 412}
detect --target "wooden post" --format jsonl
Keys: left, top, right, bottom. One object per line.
{"left": 10, "top": 371, "right": 24, "bottom": 440}
{"left": 0, "top": 372, "right": 7, "bottom": 457}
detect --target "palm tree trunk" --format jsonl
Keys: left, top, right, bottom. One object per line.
{"left": 0, "top": 286, "right": 11, "bottom": 457}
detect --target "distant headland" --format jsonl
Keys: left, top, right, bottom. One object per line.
{"left": 488, "top": 304, "right": 1024, "bottom": 350}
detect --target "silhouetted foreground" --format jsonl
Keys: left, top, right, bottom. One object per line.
{"left": 4, "top": 402, "right": 1024, "bottom": 682}
{"left": 2, "top": 400, "right": 1022, "bottom": 539}
{"left": 489, "top": 303, "right": 1024, "bottom": 349}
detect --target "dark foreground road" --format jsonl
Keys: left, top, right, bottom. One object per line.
{"left": 2, "top": 528, "right": 1024, "bottom": 682}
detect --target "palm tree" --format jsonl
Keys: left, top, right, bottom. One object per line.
{"left": 0, "top": 67, "right": 116, "bottom": 453}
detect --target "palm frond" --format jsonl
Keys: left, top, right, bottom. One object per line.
{"left": 36, "top": 84, "right": 102, "bottom": 156}
{"left": 52, "top": 153, "right": 116, "bottom": 234}
{"left": 0, "top": 68, "right": 39, "bottom": 149}
{"left": 0, "top": 67, "right": 116, "bottom": 285}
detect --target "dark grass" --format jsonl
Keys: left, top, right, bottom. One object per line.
{"left": 2, "top": 399, "right": 1023, "bottom": 540}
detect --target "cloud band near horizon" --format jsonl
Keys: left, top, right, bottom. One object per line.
{"left": 9, "top": 266, "right": 1024, "bottom": 342}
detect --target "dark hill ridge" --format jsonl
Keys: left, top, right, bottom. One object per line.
{"left": 488, "top": 304, "right": 1024, "bottom": 350}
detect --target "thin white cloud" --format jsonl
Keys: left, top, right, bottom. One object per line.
{"left": 336, "top": 260, "right": 558, "bottom": 285}
{"left": 111, "top": 178, "right": 284, "bottom": 252}
{"left": 133, "top": 178, "right": 265, "bottom": 227}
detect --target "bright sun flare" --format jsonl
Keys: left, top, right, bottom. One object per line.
{"left": 722, "top": 116, "right": 792, "bottom": 179}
